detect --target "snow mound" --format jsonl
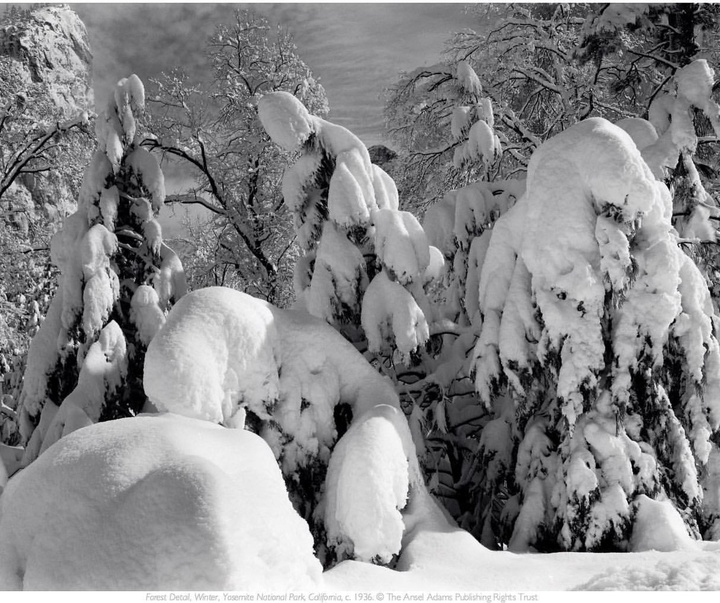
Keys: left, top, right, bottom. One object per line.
{"left": 0, "top": 414, "right": 322, "bottom": 590}
{"left": 141, "top": 287, "right": 429, "bottom": 569}
{"left": 325, "top": 405, "right": 410, "bottom": 563}
{"left": 629, "top": 495, "right": 694, "bottom": 552}
{"left": 144, "top": 287, "right": 280, "bottom": 425}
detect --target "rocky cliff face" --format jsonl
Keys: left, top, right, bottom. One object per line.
{"left": 1, "top": 5, "right": 95, "bottom": 443}
{"left": 1, "top": 4, "right": 94, "bottom": 226}
{"left": 1, "top": 4, "right": 93, "bottom": 111}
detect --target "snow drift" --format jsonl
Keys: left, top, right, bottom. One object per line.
{"left": 0, "top": 413, "right": 322, "bottom": 590}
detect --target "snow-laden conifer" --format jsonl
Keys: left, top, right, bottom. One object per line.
{"left": 472, "top": 117, "right": 720, "bottom": 550}
{"left": 16, "top": 76, "right": 186, "bottom": 466}
{"left": 642, "top": 60, "right": 720, "bottom": 242}
{"left": 258, "top": 91, "right": 433, "bottom": 358}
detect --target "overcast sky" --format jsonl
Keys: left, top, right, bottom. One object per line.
{"left": 70, "top": 2, "right": 473, "bottom": 147}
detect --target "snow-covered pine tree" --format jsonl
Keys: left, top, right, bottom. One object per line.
{"left": 16, "top": 75, "right": 186, "bottom": 468}
{"left": 257, "top": 68, "right": 522, "bottom": 544}
{"left": 472, "top": 116, "right": 720, "bottom": 551}
{"left": 257, "top": 91, "right": 435, "bottom": 361}
{"left": 639, "top": 59, "right": 720, "bottom": 310}
{"left": 418, "top": 176, "right": 525, "bottom": 543}
{"left": 450, "top": 60, "right": 502, "bottom": 173}
{"left": 578, "top": 5, "right": 720, "bottom": 305}
{"left": 387, "top": 3, "right": 720, "bottom": 548}
{"left": 382, "top": 61, "right": 525, "bottom": 540}
{"left": 385, "top": 4, "right": 594, "bottom": 211}
{"left": 427, "top": 60, "right": 512, "bottom": 326}
{"left": 257, "top": 92, "right": 449, "bottom": 563}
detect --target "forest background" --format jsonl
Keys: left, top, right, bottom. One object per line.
{"left": 4, "top": 1, "right": 720, "bottom": 568}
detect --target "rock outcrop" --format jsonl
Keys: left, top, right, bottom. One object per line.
{"left": 368, "top": 144, "right": 398, "bottom": 167}
{"left": 0, "top": 4, "right": 93, "bottom": 226}
{"left": 1, "top": 5, "right": 94, "bottom": 442}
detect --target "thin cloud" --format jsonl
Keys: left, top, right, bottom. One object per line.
{"left": 71, "top": 3, "right": 470, "bottom": 146}
{"left": 262, "top": 3, "right": 470, "bottom": 144}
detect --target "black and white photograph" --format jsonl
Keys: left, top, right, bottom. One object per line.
{"left": 1, "top": 1, "right": 720, "bottom": 594}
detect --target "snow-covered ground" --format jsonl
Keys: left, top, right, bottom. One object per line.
{"left": 2, "top": 412, "right": 720, "bottom": 592}
{"left": 327, "top": 504, "right": 720, "bottom": 591}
